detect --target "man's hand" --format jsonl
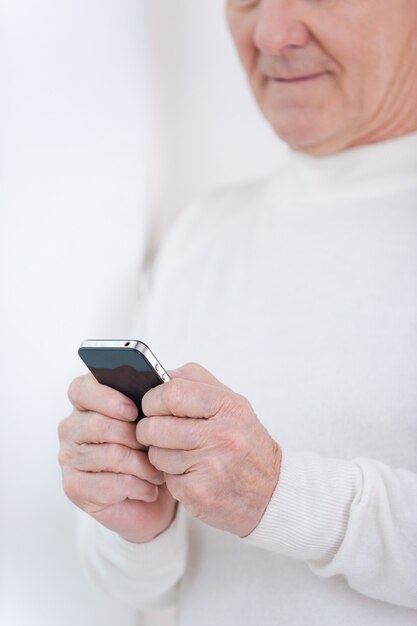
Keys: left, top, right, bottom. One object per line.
{"left": 137, "top": 363, "right": 281, "bottom": 537}
{"left": 58, "top": 374, "right": 177, "bottom": 543}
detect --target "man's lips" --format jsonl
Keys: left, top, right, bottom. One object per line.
{"left": 269, "top": 71, "right": 329, "bottom": 83}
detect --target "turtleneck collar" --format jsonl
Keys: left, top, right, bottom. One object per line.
{"left": 267, "top": 131, "right": 417, "bottom": 205}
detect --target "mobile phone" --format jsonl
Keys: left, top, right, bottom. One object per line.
{"left": 78, "top": 340, "right": 171, "bottom": 420}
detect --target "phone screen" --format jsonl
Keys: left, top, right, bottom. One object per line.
{"left": 78, "top": 347, "right": 164, "bottom": 419}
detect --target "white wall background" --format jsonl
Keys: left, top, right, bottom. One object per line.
{"left": 0, "top": 1, "right": 285, "bottom": 625}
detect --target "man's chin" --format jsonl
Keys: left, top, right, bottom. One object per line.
{"left": 273, "top": 120, "right": 346, "bottom": 157}
{"left": 261, "top": 101, "right": 345, "bottom": 154}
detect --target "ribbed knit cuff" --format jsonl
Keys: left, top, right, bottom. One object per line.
{"left": 243, "top": 450, "right": 361, "bottom": 563}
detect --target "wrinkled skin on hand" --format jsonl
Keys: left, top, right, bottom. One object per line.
{"left": 58, "top": 374, "right": 177, "bottom": 543}
{"left": 138, "top": 363, "right": 282, "bottom": 537}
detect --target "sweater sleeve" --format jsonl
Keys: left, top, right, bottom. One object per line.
{"left": 243, "top": 450, "right": 417, "bottom": 609}
{"left": 77, "top": 506, "right": 187, "bottom": 611}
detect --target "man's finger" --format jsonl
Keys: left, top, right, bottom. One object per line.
{"left": 68, "top": 374, "right": 138, "bottom": 422}
{"left": 168, "top": 363, "right": 230, "bottom": 390}
{"left": 142, "top": 378, "right": 230, "bottom": 419}
{"left": 137, "top": 416, "right": 208, "bottom": 450}
{"left": 148, "top": 446, "right": 198, "bottom": 475}
{"left": 60, "top": 410, "right": 145, "bottom": 450}
{"left": 63, "top": 469, "right": 159, "bottom": 507}
{"left": 70, "top": 444, "right": 165, "bottom": 485}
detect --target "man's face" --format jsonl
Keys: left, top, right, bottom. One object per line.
{"left": 226, "top": 0, "right": 417, "bottom": 155}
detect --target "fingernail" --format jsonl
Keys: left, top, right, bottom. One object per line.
{"left": 149, "top": 476, "right": 165, "bottom": 486}
{"left": 120, "top": 404, "right": 138, "bottom": 421}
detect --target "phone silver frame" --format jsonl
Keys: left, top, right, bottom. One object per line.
{"left": 79, "top": 339, "right": 171, "bottom": 382}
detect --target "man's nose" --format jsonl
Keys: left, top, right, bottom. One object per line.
{"left": 253, "top": 0, "right": 311, "bottom": 54}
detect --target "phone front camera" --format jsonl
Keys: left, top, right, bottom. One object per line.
{"left": 124, "top": 341, "right": 130, "bottom": 347}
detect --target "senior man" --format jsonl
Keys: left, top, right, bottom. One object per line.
{"left": 58, "top": 1, "right": 417, "bottom": 624}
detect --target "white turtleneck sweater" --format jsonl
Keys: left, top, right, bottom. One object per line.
{"left": 79, "top": 132, "right": 417, "bottom": 625}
